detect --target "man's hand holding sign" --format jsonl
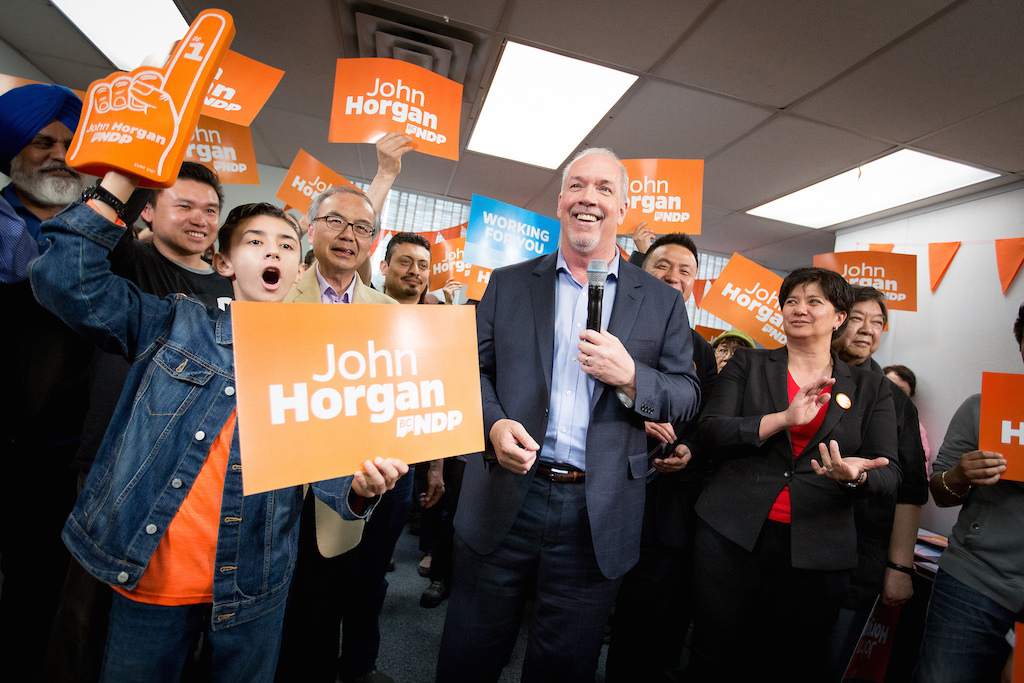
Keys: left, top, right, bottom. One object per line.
{"left": 68, "top": 10, "right": 234, "bottom": 187}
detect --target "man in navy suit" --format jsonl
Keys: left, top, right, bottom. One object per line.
{"left": 436, "top": 148, "right": 701, "bottom": 682}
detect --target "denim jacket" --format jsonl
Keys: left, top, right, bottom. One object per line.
{"left": 29, "top": 202, "right": 371, "bottom": 630}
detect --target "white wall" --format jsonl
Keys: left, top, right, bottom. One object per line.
{"left": 834, "top": 182, "right": 1024, "bottom": 535}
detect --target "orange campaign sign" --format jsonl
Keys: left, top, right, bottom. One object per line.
{"left": 429, "top": 237, "right": 492, "bottom": 295}
{"left": 200, "top": 50, "right": 283, "bottom": 127}
{"left": 619, "top": 159, "right": 704, "bottom": 236}
{"left": 231, "top": 302, "right": 484, "bottom": 495}
{"left": 276, "top": 149, "right": 359, "bottom": 216}
{"left": 698, "top": 253, "right": 785, "bottom": 349}
{"left": 813, "top": 251, "right": 918, "bottom": 312}
{"left": 67, "top": 10, "right": 235, "bottom": 187}
{"left": 329, "top": 58, "right": 462, "bottom": 161}
{"left": 183, "top": 115, "right": 258, "bottom": 184}
{"left": 979, "top": 372, "right": 1024, "bottom": 483}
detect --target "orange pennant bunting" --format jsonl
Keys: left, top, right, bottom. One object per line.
{"left": 995, "top": 237, "right": 1024, "bottom": 294}
{"left": 928, "top": 242, "right": 961, "bottom": 292}
{"left": 868, "top": 243, "right": 894, "bottom": 252}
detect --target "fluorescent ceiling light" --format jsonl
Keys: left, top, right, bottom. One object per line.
{"left": 53, "top": 0, "right": 189, "bottom": 71}
{"left": 467, "top": 42, "right": 637, "bottom": 169}
{"left": 747, "top": 149, "right": 1000, "bottom": 229}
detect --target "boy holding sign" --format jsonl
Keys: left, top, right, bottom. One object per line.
{"left": 914, "top": 303, "right": 1024, "bottom": 682}
{"left": 30, "top": 10, "right": 407, "bottom": 681}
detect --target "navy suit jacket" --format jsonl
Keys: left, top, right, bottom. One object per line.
{"left": 695, "top": 346, "right": 900, "bottom": 571}
{"left": 455, "top": 252, "right": 701, "bottom": 579}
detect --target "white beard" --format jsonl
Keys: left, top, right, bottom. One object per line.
{"left": 8, "top": 155, "right": 86, "bottom": 207}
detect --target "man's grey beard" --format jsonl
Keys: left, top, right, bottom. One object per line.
{"left": 8, "top": 155, "right": 86, "bottom": 207}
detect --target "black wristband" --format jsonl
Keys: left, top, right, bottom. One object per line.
{"left": 82, "top": 182, "right": 127, "bottom": 219}
{"left": 886, "top": 561, "right": 916, "bottom": 576}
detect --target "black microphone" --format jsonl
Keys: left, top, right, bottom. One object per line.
{"left": 586, "top": 260, "right": 608, "bottom": 332}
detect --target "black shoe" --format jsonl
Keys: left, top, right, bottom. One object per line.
{"left": 420, "top": 579, "right": 448, "bottom": 608}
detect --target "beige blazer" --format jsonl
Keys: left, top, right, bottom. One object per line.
{"left": 285, "top": 266, "right": 397, "bottom": 557}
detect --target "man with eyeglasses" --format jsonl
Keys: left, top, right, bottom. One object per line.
{"left": 277, "top": 137, "right": 409, "bottom": 683}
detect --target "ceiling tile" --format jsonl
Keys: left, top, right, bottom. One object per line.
{"left": 656, "top": 0, "right": 955, "bottom": 107}
{"left": 591, "top": 80, "right": 773, "bottom": 160}
{"left": 914, "top": 95, "right": 1024, "bottom": 174}
{"left": 702, "top": 114, "right": 891, "bottom": 210}
{"left": 506, "top": 0, "right": 713, "bottom": 71}
{"left": 790, "top": 0, "right": 1024, "bottom": 142}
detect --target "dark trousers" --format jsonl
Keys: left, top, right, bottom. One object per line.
{"left": 275, "top": 471, "right": 414, "bottom": 683}
{"left": 605, "top": 489, "right": 695, "bottom": 682}
{"left": 688, "top": 518, "right": 850, "bottom": 683}
{"left": 436, "top": 476, "right": 622, "bottom": 683}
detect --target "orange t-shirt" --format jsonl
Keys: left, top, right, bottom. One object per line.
{"left": 113, "top": 411, "right": 236, "bottom": 605}
{"left": 767, "top": 373, "right": 827, "bottom": 524}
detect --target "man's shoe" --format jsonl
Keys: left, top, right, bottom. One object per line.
{"left": 420, "top": 579, "right": 448, "bottom": 608}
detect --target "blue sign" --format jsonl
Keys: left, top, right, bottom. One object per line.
{"left": 463, "top": 194, "right": 560, "bottom": 271}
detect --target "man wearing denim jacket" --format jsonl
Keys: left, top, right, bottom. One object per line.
{"left": 30, "top": 170, "right": 407, "bottom": 682}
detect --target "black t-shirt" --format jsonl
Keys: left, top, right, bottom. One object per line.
{"left": 72, "top": 232, "right": 234, "bottom": 471}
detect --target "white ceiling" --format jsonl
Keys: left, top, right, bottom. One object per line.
{"left": 3, "top": 0, "right": 1022, "bottom": 271}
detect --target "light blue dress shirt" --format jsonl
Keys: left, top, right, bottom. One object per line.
{"left": 540, "top": 250, "right": 619, "bottom": 471}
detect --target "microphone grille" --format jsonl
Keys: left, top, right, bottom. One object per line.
{"left": 587, "top": 259, "right": 609, "bottom": 287}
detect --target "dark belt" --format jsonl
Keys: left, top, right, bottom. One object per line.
{"left": 535, "top": 461, "right": 585, "bottom": 484}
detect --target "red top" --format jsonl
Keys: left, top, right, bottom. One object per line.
{"left": 767, "top": 373, "right": 828, "bottom": 524}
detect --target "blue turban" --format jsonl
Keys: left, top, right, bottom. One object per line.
{"left": 0, "top": 84, "right": 82, "bottom": 176}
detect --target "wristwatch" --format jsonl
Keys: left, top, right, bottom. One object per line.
{"left": 81, "top": 182, "right": 127, "bottom": 220}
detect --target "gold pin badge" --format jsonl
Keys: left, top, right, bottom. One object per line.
{"left": 836, "top": 393, "right": 852, "bottom": 409}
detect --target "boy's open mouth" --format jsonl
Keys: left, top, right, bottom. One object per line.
{"left": 262, "top": 267, "right": 281, "bottom": 286}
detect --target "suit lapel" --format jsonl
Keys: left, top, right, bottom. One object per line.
{"left": 530, "top": 255, "right": 557, "bottom": 396}
{"left": 765, "top": 347, "right": 790, "bottom": 414}
{"left": 594, "top": 259, "right": 643, "bottom": 411}
{"left": 804, "top": 354, "right": 855, "bottom": 456}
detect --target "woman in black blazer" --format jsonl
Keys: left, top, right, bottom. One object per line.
{"left": 687, "top": 267, "right": 899, "bottom": 682}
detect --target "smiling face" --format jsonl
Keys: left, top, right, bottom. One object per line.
{"left": 782, "top": 282, "right": 847, "bottom": 345}
{"left": 644, "top": 243, "right": 698, "bottom": 301}
{"left": 556, "top": 153, "right": 627, "bottom": 259}
{"left": 142, "top": 178, "right": 221, "bottom": 269}
{"left": 214, "top": 215, "right": 300, "bottom": 303}
{"left": 307, "top": 191, "right": 376, "bottom": 290}
{"left": 834, "top": 299, "right": 885, "bottom": 366}
{"left": 382, "top": 242, "right": 430, "bottom": 303}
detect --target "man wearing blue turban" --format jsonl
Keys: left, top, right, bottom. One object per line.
{"left": 0, "top": 82, "right": 92, "bottom": 671}
{"left": 0, "top": 83, "right": 84, "bottom": 282}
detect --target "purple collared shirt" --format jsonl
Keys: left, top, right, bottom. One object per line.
{"left": 315, "top": 263, "right": 358, "bottom": 304}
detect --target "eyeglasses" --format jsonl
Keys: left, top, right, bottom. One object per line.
{"left": 312, "top": 214, "right": 376, "bottom": 238}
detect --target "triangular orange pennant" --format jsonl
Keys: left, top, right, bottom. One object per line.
{"left": 995, "top": 237, "right": 1024, "bottom": 294}
{"left": 869, "top": 243, "right": 894, "bottom": 253}
{"left": 928, "top": 242, "right": 961, "bottom": 292}
{"left": 693, "top": 279, "right": 712, "bottom": 308}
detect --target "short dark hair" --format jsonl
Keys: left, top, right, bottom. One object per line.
{"left": 304, "top": 249, "right": 317, "bottom": 268}
{"left": 1014, "top": 302, "right": 1024, "bottom": 346}
{"left": 779, "top": 267, "right": 853, "bottom": 338}
{"left": 882, "top": 364, "right": 917, "bottom": 397}
{"left": 385, "top": 232, "right": 431, "bottom": 263}
{"left": 850, "top": 285, "right": 888, "bottom": 327}
{"left": 147, "top": 161, "right": 225, "bottom": 215}
{"left": 217, "top": 203, "right": 295, "bottom": 255}
{"left": 642, "top": 233, "right": 699, "bottom": 270}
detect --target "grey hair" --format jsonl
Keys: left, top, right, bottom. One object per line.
{"left": 559, "top": 147, "right": 629, "bottom": 200}
{"left": 307, "top": 186, "right": 380, "bottom": 235}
